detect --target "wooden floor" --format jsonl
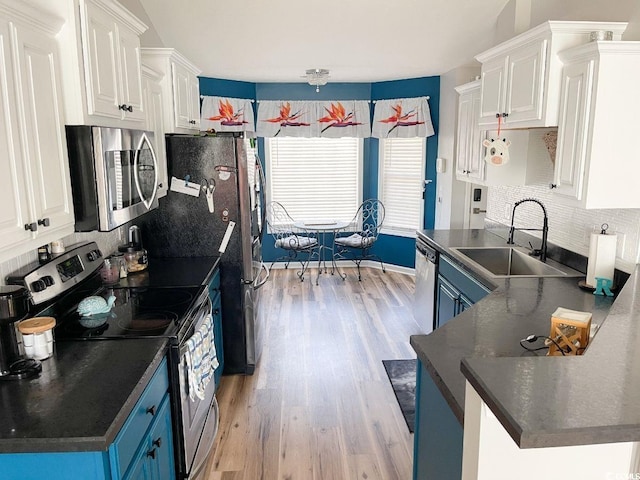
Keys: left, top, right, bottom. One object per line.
{"left": 201, "top": 266, "right": 419, "bottom": 480}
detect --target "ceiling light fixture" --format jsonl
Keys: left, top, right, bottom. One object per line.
{"left": 305, "top": 68, "right": 330, "bottom": 93}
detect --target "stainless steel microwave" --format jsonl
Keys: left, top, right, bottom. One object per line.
{"left": 66, "top": 126, "right": 160, "bottom": 232}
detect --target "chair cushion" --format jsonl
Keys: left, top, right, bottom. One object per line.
{"left": 275, "top": 235, "right": 318, "bottom": 250}
{"left": 334, "top": 233, "right": 374, "bottom": 248}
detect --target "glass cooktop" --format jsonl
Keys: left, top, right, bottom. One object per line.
{"left": 51, "top": 285, "right": 201, "bottom": 340}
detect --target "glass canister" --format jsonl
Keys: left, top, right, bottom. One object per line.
{"left": 18, "top": 316, "right": 56, "bottom": 360}
{"left": 122, "top": 246, "right": 148, "bottom": 273}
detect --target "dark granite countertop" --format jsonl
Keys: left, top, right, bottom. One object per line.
{"left": 0, "top": 338, "right": 167, "bottom": 453}
{"left": 116, "top": 256, "right": 220, "bottom": 288}
{"left": 410, "top": 229, "right": 624, "bottom": 448}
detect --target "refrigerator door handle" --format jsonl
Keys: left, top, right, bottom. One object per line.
{"left": 253, "top": 262, "right": 270, "bottom": 290}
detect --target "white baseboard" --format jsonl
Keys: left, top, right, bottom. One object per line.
{"left": 267, "top": 260, "right": 415, "bottom": 276}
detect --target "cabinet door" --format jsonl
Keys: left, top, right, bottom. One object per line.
{"left": 505, "top": 40, "right": 547, "bottom": 124}
{"left": 124, "top": 448, "right": 153, "bottom": 480}
{"left": 458, "top": 293, "right": 473, "bottom": 314}
{"left": 172, "top": 62, "right": 192, "bottom": 129}
{"left": 0, "top": 20, "right": 31, "bottom": 253}
{"left": 144, "top": 76, "right": 168, "bottom": 198}
{"left": 188, "top": 74, "right": 201, "bottom": 130}
{"left": 436, "top": 275, "right": 459, "bottom": 328}
{"left": 81, "top": 0, "right": 120, "bottom": 119}
{"left": 13, "top": 19, "right": 74, "bottom": 239}
{"left": 554, "top": 60, "right": 594, "bottom": 200}
{"left": 479, "top": 56, "right": 506, "bottom": 124}
{"left": 146, "top": 398, "right": 174, "bottom": 480}
{"left": 466, "top": 91, "right": 485, "bottom": 182}
{"left": 118, "top": 25, "right": 145, "bottom": 123}
{"left": 455, "top": 91, "right": 473, "bottom": 177}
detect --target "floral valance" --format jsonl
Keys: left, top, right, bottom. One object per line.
{"left": 256, "top": 100, "right": 371, "bottom": 138}
{"left": 200, "top": 96, "right": 255, "bottom": 132}
{"left": 372, "top": 97, "right": 434, "bottom": 138}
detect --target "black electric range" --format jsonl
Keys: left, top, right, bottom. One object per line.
{"left": 8, "top": 242, "right": 204, "bottom": 343}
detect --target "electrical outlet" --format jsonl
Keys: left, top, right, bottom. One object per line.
{"left": 504, "top": 203, "right": 512, "bottom": 220}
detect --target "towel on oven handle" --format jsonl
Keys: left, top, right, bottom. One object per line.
{"left": 184, "top": 313, "right": 219, "bottom": 401}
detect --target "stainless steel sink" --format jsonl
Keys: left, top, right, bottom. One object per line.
{"left": 449, "top": 247, "right": 583, "bottom": 278}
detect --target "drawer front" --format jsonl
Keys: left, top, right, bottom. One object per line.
{"left": 439, "top": 255, "right": 491, "bottom": 304}
{"left": 111, "top": 357, "right": 169, "bottom": 477}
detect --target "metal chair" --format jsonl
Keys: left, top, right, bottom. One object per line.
{"left": 266, "top": 201, "right": 319, "bottom": 282}
{"left": 334, "top": 199, "right": 386, "bottom": 281}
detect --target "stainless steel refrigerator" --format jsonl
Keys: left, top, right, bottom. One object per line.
{"left": 138, "top": 133, "right": 268, "bottom": 374}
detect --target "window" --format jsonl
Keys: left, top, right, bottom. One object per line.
{"left": 378, "top": 137, "right": 426, "bottom": 236}
{"left": 266, "top": 137, "right": 363, "bottom": 224}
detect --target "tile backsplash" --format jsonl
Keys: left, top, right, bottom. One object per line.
{"left": 486, "top": 131, "right": 640, "bottom": 272}
{"left": 0, "top": 227, "right": 126, "bottom": 286}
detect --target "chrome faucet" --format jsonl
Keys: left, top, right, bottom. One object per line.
{"left": 507, "top": 198, "right": 549, "bottom": 262}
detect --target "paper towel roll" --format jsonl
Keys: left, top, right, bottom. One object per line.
{"left": 586, "top": 231, "right": 617, "bottom": 288}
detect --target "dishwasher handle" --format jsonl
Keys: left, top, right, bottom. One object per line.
{"left": 416, "top": 238, "right": 437, "bottom": 264}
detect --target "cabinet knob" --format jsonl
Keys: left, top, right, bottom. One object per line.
{"left": 158, "top": 183, "right": 163, "bottom": 188}
{"left": 119, "top": 104, "right": 133, "bottom": 112}
{"left": 146, "top": 405, "right": 156, "bottom": 416}
{"left": 38, "top": 217, "right": 50, "bottom": 227}
{"left": 146, "top": 448, "right": 156, "bottom": 460}
{"left": 502, "top": 112, "right": 509, "bottom": 118}
{"left": 24, "top": 222, "right": 37, "bottom": 232}
{"left": 189, "top": 120, "right": 197, "bottom": 125}
{"left": 549, "top": 183, "right": 557, "bottom": 189}
{"left": 152, "top": 437, "right": 162, "bottom": 448}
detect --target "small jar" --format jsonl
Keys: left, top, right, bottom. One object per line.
{"left": 19, "top": 316, "right": 56, "bottom": 360}
{"left": 100, "top": 257, "right": 120, "bottom": 284}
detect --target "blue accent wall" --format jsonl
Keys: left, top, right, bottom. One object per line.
{"left": 198, "top": 76, "right": 440, "bottom": 268}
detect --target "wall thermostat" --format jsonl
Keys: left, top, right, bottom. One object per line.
{"left": 436, "top": 157, "right": 446, "bottom": 173}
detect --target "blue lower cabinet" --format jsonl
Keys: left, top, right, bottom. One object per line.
{"left": 0, "top": 358, "right": 175, "bottom": 480}
{"left": 413, "top": 360, "right": 464, "bottom": 480}
{"left": 123, "top": 396, "right": 174, "bottom": 480}
{"left": 0, "top": 451, "right": 112, "bottom": 480}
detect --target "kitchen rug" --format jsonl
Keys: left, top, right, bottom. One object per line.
{"left": 382, "top": 359, "right": 416, "bottom": 433}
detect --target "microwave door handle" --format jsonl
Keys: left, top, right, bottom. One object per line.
{"left": 134, "top": 132, "right": 159, "bottom": 210}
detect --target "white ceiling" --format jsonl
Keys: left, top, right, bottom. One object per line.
{"left": 137, "top": 0, "right": 511, "bottom": 83}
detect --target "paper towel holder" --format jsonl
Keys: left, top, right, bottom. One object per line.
{"left": 578, "top": 223, "right": 617, "bottom": 293}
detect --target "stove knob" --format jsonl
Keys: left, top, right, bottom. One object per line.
{"left": 31, "top": 279, "right": 46, "bottom": 292}
{"left": 87, "top": 249, "right": 102, "bottom": 262}
{"left": 42, "top": 275, "right": 55, "bottom": 287}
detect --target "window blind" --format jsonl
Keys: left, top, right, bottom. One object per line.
{"left": 266, "top": 137, "right": 362, "bottom": 224}
{"left": 379, "top": 137, "right": 426, "bottom": 235}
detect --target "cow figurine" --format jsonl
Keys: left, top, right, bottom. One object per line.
{"left": 483, "top": 138, "right": 511, "bottom": 166}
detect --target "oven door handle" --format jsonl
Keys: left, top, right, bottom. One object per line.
{"left": 179, "top": 296, "right": 213, "bottom": 357}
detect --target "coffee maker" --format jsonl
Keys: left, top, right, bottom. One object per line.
{"left": 0, "top": 285, "right": 41, "bottom": 380}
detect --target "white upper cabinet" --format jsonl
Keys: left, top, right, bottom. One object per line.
{"left": 552, "top": 41, "right": 640, "bottom": 209}
{"left": 142, "top": 65, "right": 168, "bottom": 199}
{"left": 54, "top": 0, "right": 147, "bottom": 128}
{"left": 455, "top": 81, "right": 485, "bottom": 183}
{"left": 0, "top": 1, "right": 74, "bottom": 263}
{"left": 475, "top": 21, "right": 627, "bottom": 129}
{"left": 141, "top": 48, "right": 202, "bottom": 134}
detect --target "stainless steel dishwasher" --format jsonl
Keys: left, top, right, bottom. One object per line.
{"left": 414, "top": 237, "right": 438, "bottom": 334}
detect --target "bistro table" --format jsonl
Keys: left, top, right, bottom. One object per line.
{"left": 293, "top": 220, "right": 350, "bottom": 284}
